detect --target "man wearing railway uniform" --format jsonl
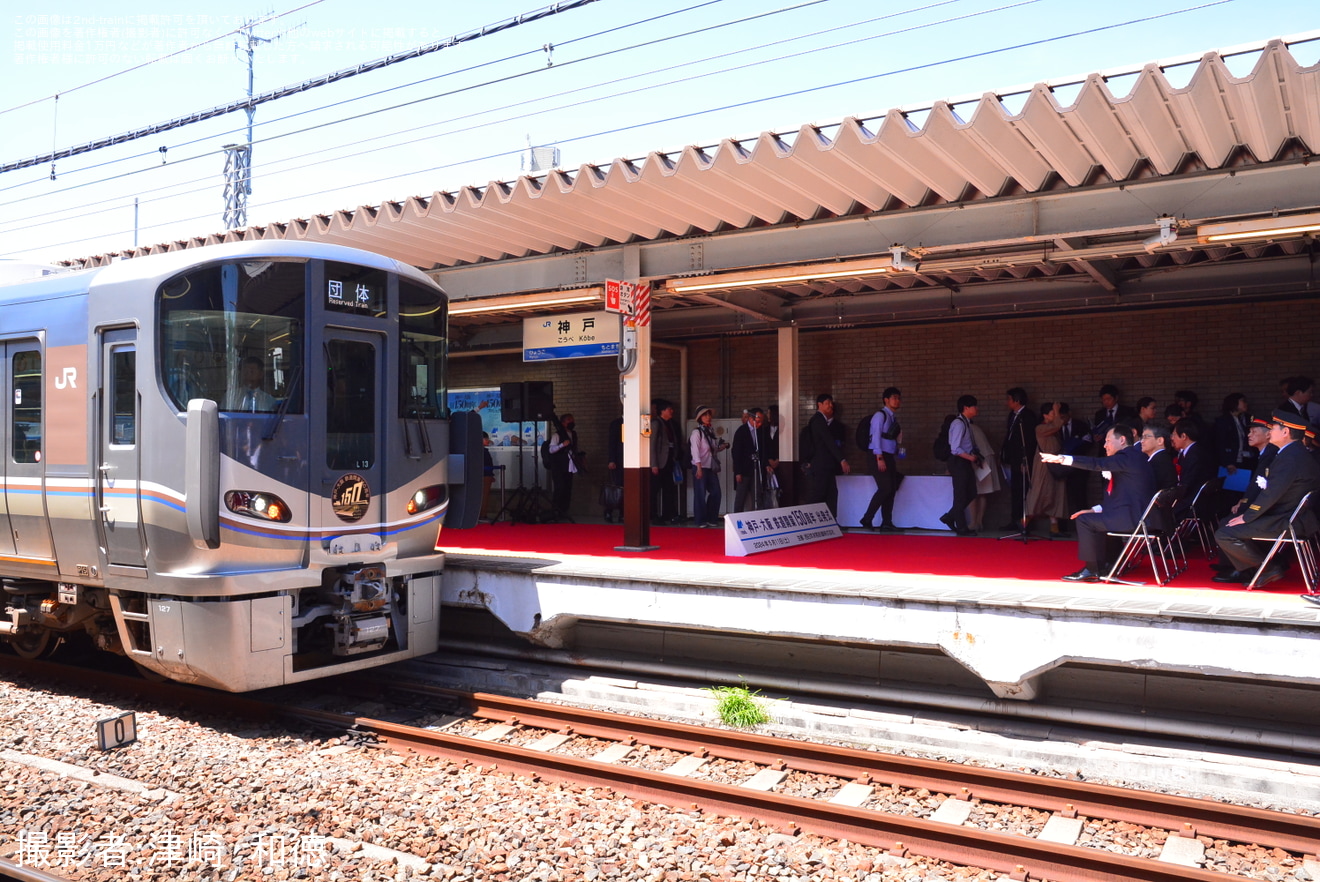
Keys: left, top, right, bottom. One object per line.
{"left": 1213, "top": 410, "right": 1320, "bottom": 588}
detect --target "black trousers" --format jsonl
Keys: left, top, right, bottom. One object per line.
{"left": 947, "top": 457, "right": 976, "bottom": 531}
{"left": 804, "top": 463, "right": 839, "bottom": 519}
{"left": 1008, "top": 461, "right": 1028, "bottom": 523}
{"left": 861, "top": 453, "right": 901, "bottom": 526}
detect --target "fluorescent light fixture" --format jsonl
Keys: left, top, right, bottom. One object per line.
{"left": 665, "top": 255, "right": 894, "bottom": 293}
{"left": 448, "top": 287, "right": 602, "bottom": 316}
{"left": 1196, "top": 212, "right": 1320, "bottom": 244}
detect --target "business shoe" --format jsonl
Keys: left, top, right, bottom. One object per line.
{"left": 1212, "top": 570, "right": 1248, "bottom": 583}
{"left": 1210, "top": 560, "right": 1236, "bottom": 573}
{"left": 955, "top": 528, "right": 977, "bottom": 537}
{"left": 878, "top": 522, "right": 901, "bottom": 532}
{"left": 938, "top": 512, "right": 956, "bottom": 530}
{"left": 1302, "top": 593, "right": 1320, "bottom": 606}
{"left": 1062, "top": 568, "right": 1099, "bottom": 582}
{"left": 1253, "top": 566, "right": 1287, "bottom": 587}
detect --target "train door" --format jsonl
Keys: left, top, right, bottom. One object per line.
{"left": 96, "top": 328, "right": 146, "bottom": 571}
{"left": 313, "top": 330, "right": 386, "bottom": 548}
{"left": 5, "top": 341, "right": 54, "bottom": 561}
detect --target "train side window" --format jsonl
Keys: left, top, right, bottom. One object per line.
{"left": 111, "top": 348, "right": 136, "bottom": 446}
{"left": 12, "top": 350, "right": 42, "bottom": 463}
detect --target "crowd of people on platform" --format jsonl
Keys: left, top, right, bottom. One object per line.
{"left": 524, "top": 374, "right": 1320, "bottom": 591}
{"left": 1025, "top": 377, "right": 1320, "bottom": 593}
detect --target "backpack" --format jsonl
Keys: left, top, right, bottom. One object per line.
{"left": 798, "top": 423, "right": 816, "bottom": 462}
{"left": 932, "top": 414, "right": 958, "bottom": 461}
{"left": 855, "top": 413, "right": 875, "bottom": 452}
{"left": 541, "top": 437, "right": 553, "bottom": 469}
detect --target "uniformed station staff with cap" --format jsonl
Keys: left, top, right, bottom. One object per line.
{"left": 1213, "top": 409, "right": 1320, "bottom": 588}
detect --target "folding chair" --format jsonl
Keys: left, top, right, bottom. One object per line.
{"left": 1246, "top": 491, "right": 1317, "bottom": 591}
{"left": 1175, "top": 478, "right": 1220, "bottom": 560}
{"left": 1104, "top": 489, "right": 1178, "bottom": 586}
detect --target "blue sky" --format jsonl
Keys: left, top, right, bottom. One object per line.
{"left": 1, "top": 0, "right": 1315, "bottom": 263}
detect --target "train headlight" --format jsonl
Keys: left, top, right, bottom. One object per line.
{"left": 225, "top": 490, "right": 293, "bottom": 523}
{"left": 406, "top": 485, "right": 446, "bottom": 515}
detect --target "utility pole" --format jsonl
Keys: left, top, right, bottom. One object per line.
{"left": 223, "top": 19, "right": 294, "bottom": 230}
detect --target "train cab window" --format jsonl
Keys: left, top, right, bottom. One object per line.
{"left": 111, "top": 349, "right": 136, "bottom": 446}
{"left": 158, "top": 260, "right": 305, "bottom": 414}
{"left": 11, "top": 350, "right": 42, "bottom": 463}
{"left": 400, "top": 279, "right": 448, "bottom": 418}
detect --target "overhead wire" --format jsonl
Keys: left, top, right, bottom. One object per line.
{"left": 0, "top": 0, "right": 327, "bottom": 116}
{"left": 3, "top": 0, "right": 1244, "bottom": 255}
{"left": 0, "top": 0, "right": 835, "bottom": 218}
{"left": 0, "top": 0, "right": 783, "bottom": 194}
{"left": 0, "top": 0, "right": 606, "bottom": 174}
{"left": 0, "top": 0, "right": 939, "bottom": 220}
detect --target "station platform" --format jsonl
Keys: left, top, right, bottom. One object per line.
{"left": 436, "top": 521, "right": 1319, "bottom": 725}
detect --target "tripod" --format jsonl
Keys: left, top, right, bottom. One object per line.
{"left": 998, "top": 460, "right": 1038, "bottom": 543}
{"left": 999, "top": 413, "right": 1038, "bottom": 544}
{"left": 494, "top": 421, "right": 553, "bottom": 524}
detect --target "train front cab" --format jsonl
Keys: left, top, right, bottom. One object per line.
{"left": 107, "top": 249, "right": 453, "bottom": 691}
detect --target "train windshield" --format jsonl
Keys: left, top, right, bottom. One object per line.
{"left": 400, "top": 278, "right": 448, "bottom": 418}
{"left": 158, "top": 260, "right": 305, "bottom": 413}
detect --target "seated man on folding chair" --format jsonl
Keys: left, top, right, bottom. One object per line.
{"left": 1041, "top": 423, "right": 1157, "bottom": 583}
{"left": 1213, "top": 410, "right": 1320, "bottom": 587}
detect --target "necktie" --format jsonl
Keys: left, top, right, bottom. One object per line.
{"left": 1108, "top": 409, "right": 1115, "bottom": 422}
{"left": 1175, "top": 452, "right": 1183, "bottom": 478}
{"left": 245, "top": 391, "right": 255, "bottom": 412}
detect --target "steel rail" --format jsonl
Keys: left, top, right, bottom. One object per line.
{"left": 6, "top": 657, "right": 1318, "bottom": 882}
{"left": 351, "top": 713, "right": 1242, "bottom": 882}
{"left": 365, "top": 676, "right": 1320, "bottom": 857}
{"left": 0, "top": 857, "right": 73, "bottom": 882}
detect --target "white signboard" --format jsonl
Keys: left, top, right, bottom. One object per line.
{"left": 523, "top": 310, "right": 620, "bottom": 361}
{"left": 724, "top": 502, "right": 843, "bottom": 557}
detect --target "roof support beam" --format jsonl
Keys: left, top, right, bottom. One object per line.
{"left": 684, "top": 292, "right": 785, "bottom": 323}
{"left": 1053, "top": 237, "right": 1120, "bottom": 292}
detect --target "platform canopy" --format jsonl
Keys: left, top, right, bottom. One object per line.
{"left": 75, "top": 36, "right": 1320, "bottom": 338}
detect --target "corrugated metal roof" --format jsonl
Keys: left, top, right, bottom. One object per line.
{"left": 82, "top": 37, "right": 1319, "bottom": 272}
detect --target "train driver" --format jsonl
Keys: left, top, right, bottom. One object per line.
{"left": 227, "top": 356, "right": 277, "bottom": 412}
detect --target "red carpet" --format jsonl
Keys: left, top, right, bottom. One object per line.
{"left": 440, "top": 523, "right": 1306, "bottom": 595}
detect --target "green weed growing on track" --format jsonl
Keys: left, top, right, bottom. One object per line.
{"left": 709, "top": 680, "right": 772, "bottom": 728}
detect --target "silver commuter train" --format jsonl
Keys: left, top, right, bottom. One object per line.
{"left": 0, "top": 240, "right": 476, "bottom": 690}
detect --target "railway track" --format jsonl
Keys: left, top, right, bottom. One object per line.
{"left": 5, "top": 656, "right": 1319, "bottom": 881}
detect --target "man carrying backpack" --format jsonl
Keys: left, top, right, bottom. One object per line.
{"left": 860, "top": 387, "right": 903, "bottom": 531}
{"left": 940, "top": 395, "right": 982, "bottom": 536}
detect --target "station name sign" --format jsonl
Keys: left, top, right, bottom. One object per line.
{"left": 523, "top": 310, "right": 620, "bottom": 362}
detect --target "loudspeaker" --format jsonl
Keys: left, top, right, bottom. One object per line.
{"left": 524, "top": 381, "right": 554, "bottom": 422}
{"left": 499, "top": 382, "right": 525, "bottom": 422}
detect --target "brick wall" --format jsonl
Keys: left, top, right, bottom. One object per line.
{"left": 449, "top": 297, "right": 1318, "bottom": 519}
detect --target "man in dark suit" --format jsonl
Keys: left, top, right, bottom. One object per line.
{"left": 1140, "top": 422, "right": 1179, "bottom": 491}
{"left": 1215, "top": 411, "right": 1320, "bottom": 587}
{"left": 1041, "top": 423, "right": 1157, "bottom": 582}
{"left": 1001, "top": 387, "right": 1038, "bottom": 529}
{"left": 1094, "top": 384, "right": 1139, "bottom": 434}
{"left": 1140, "top": 421, "right": 1178, "bottom": 534}
{"left": 803, "top": 393, "right": 850, "bottom": 518}
{"left": 1056, "top": 403, "right": 1093, "bottom": 526}
{"left": 1169, "top": 418, "right": 1216, "bottom": 521}
{"left": 1280, "top": 376, "right": 1318, "bottom": 425}
{"left": 732, "top": 407, "right": 771, "bottom": 512}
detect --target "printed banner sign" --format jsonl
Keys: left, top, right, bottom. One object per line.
{"left": 723, "top": 502, "right": 842, "bottom": 557}
{"left": 523, "top": 310, "right": 620, "bottom": 361}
